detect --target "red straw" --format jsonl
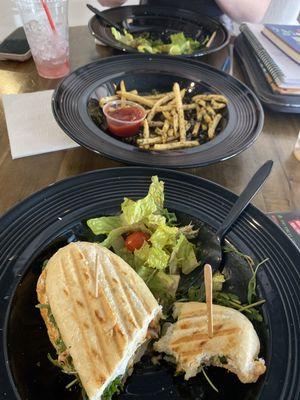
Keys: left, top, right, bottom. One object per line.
{"left": 41, "top": 0, "right": 57, "bottom": 33}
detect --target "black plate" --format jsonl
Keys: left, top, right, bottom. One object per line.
{"left": 0, "top": 167, "right": 300, "bottom": 400}
{"left": 234, "top": 35, "right": 300, "bottom": 114}
{"left": 52, "top": 55, "right": 264, "bottom": 168}
{"left": 88, "top": 5, "right": 229, "bottom": 57}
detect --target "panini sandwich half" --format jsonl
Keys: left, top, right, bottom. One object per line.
{"left": 154, "top": 302, "right": 266, "bottom": 383}
{"left": 36, "top": 241, "right": 162, "bottom": 399}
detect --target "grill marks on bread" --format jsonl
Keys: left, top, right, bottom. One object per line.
{"left": 154, "top": 302, "right": 266, "bottom": 383}
{"left": 37, "top": 242, "right": 161, "bottom": 400}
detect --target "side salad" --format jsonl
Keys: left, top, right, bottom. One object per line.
{"left": 87, "top": 176, "right": 266, "bottom": 322}
{"left": 87, "top": 176, "right": 199, "bottom": 311}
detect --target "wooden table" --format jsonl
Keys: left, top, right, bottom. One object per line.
{"left": 0, "top": 26, "right": 299, "bottom": 216}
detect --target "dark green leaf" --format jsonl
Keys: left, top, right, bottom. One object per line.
{"left": 219, "top": 356, "right": 227, "bottom": 364}
{"left": 187, "top": 285, "right": 205, "bottom": 302}
{"left": 223, "top": 244, "right": 254, "bottom": 270}
{"left": 102, "top": 376, "right": 123, "bottom": 400}
{"left": 42, "top": 259, "right": 49, "bottom": 270}
{"left": 47, "top": 353, "right": 60, "bottom": 367}
{"left": 161, "top": 208, "right": 177, "bottom": 226}
{"left": 247, "top": 258, "right": 268, "bottom": 304}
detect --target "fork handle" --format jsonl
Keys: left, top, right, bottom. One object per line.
{"left": 216, "top": 160, "right": 273, "bottom": 241}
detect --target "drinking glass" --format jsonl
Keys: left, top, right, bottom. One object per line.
{"left": 16, "top": 0, "right": 70, "bottom": 79}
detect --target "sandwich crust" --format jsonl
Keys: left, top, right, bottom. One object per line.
{"left": 154, "top": 302, "right": 266, "bottom": 383}
{"left": 37, "top": 242, "right": 161, "bottom": 399}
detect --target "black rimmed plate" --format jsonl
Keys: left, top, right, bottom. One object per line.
{"left": 88, "top": 5, "right": 229, "bottom": 57}
{"left": 52, "top": 55, "right": 264, "bottom": 168}
{"left": 0, "top": 167, "right": 300, "bottom": 400}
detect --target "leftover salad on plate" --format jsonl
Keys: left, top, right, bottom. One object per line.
{"left": 110, "top": 30, "right": 212, "bottom": 56}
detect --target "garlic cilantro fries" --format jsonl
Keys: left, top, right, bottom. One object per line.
{"left": 98, "top": 81, "right": 228, "bottom": 151}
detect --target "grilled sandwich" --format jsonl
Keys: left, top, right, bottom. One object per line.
{"left": 36, "top": 241, "right": 162, "bottom": 400}
{"left": 154, "top": 302, "right": 266, "bottom": 383}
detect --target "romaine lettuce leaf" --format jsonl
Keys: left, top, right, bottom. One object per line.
{"left": 145, "top": 213, "right": 166, "bottom": 228}
{"left": 147, "top": 176, "right": 164, "bottom": 208}
{"left": 87, "top": 215, "right": 122, "bottom": 235}
{"left": 134, "top": 242, "right": 151, "bottom": 269}
{"left": 148, "top": 271, "right": 180, "bottom": 311}
{"left": 135, "top": 264, "right": 155, "bottom": 282}
{"left": 213, "top": 272, "right": 225, "bottom": 292}
{"left": 137, "top": 44, "right": 158, "bottom": 54}
{"left": 170, "top": 32, "right": 200, "bottom": 54}
{"left": 169, "top": 233, "right": 198, "bottom": 274}
{"left": 111, "top": 27, "right": 122, "bottom": 41}
{"left": 147, "top": 247, "right": 169, "bottom": 270}
{"left": 111, "top": 27, "right": 135, "bottom": 46}
{"left": 121, "top": 197, "right": 157, "bottom": 225}
{"left": 134, "top": 239, "right": 171, "bottom": 271}
{"left": 121, "top": 176, "right": 164, "bottom": 225}
{"left": 134, "top": 266, "right": 179, "bottom": 311}
{"left": 150, "top": 224, "right": 178, "bottom": 249}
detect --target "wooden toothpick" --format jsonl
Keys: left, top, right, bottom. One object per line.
{"left": 95, "top": 252, "right": 99, "bottom": 298}
{"left": 204, "top": 264, "right": 213, "bottom": 338}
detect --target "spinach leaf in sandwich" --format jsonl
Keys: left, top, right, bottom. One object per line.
{"left": 102, "top": 376, "right": 123, "bottom": 400}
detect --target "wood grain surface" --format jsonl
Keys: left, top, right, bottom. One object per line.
{"left": 0, "top": 26, "right": 299, "bottom": 216}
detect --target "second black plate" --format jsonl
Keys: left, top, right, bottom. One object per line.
{"left": 52, "top": 55, "right": 264, "bottom": 168}
{"left": 88, "top": 5, "right": 229, "bottom": 57}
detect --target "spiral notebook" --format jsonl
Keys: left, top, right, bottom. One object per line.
{"left": 240, "top": 23, "right": 300, "bottom": 90}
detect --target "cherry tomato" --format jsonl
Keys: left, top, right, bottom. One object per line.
{"left": 125, "top": 231, "right": 150, "bottom": 252}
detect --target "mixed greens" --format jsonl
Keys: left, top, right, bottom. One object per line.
{"left": 87, "top": 176, "right": 199, "bottom": 311}
{"left": 111, "top": 29, "right": 205, "bottom": 55}
{"left": 87, "top": 176, "right": 266, "bottom": 322}
{"left": 102, "top": 377, "right": 123, "bottom": 400}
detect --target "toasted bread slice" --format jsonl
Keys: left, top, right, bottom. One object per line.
{"left": 154, "top": 302, "right": 266, "bottom": 383}
{"left": 37, "top": 242, "right": 161, "bottom": 400}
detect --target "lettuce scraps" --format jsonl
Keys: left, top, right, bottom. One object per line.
{"left": 111, "top": 28, "right": 204, "bottom": 55}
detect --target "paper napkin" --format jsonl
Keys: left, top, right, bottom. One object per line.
{"left": 2, "top": 89, "right": 79, "bottom": 159}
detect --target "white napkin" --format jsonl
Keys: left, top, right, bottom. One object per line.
{"left": 2, "top": 90, "right": 79, "bottom": 159}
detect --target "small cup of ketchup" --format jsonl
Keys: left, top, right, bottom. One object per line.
{"left": 103, "top": 100, "right": 146, "bottom": 137}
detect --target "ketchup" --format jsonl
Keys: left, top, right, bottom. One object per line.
{"left": 106, "top": 106, "right": 145, "bottom": 137}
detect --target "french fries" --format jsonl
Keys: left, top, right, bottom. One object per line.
{"left": 208, "top": 114, "right": 222, "bottom": 139}
{"left": 120, "top": 80, "right": 126, "bottom": 106}
{"left": 99, "top": 80, "right": 228, "bottom": 151}
{"left": 153, "top": 140, "right": 199, "bottom": 150}
{"left": 143, "top": 119, "right": 150, "bottom": 149}
{"left": 173, "top": 82, "right": 186, "bottom": 142}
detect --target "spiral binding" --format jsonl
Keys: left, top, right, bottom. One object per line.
{"left": 240, "top": 23, "right": 284, "bottom": 86}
